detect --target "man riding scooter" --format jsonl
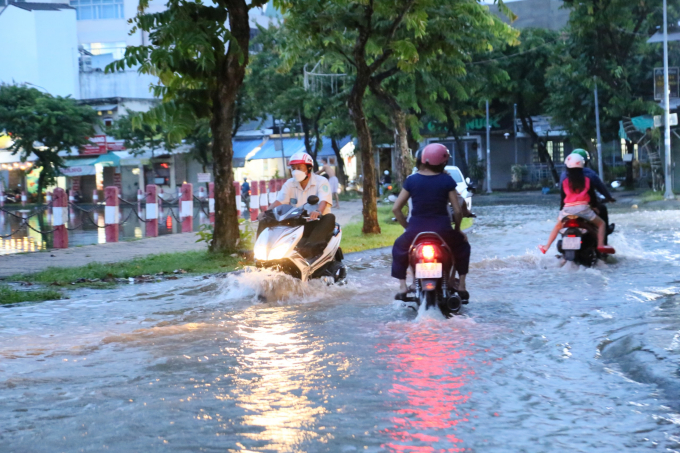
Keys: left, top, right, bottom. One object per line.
{"left": 560, "top": 149, "right": 616, "bottom": 241}
{"left": 257, "top": 152, "right": 335, "bottom": 257}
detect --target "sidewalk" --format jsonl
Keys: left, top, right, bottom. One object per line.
{"left": 0, "top": 200, "right": 363, "bottom": 278}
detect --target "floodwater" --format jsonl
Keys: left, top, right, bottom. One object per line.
{"left": 0, "top": 204, "right": 213, "bottom": 255}
{"left": 1, "top": 203, "right": 680, "bottom": 452}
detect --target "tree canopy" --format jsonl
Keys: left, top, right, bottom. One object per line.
{"left": 0, "top": 84, "right": 97, "bottom": 198}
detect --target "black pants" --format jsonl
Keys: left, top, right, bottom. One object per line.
{"left": 257, "top": 213, "right": 336, "bottom": 248}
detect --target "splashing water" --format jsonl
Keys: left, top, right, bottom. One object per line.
{"left": 0, "top": 203, "right": 679, "bottom": 452}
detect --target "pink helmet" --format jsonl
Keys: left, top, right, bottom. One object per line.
{"left": 421, "top": 143, "right": 450, "bottom": 166}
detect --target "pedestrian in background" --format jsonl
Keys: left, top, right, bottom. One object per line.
{"left": 241, "top": 177, "right": 251, "bottom": 220}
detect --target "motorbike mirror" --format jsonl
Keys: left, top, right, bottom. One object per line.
{"left": 465, "top": 177, "right": 471, "bottom": 184}
{"left": 307, "top": 195, "right": 320, "bottom": 205}
{"left": 611, "top": 180, "right": 621, "bottom": 189}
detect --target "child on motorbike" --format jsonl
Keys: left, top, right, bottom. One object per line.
{"left": 539, "top": 153, "right": 615, "bottom": 255}
{"left": 391, "top": 143, "right": 471, "bottom": 302}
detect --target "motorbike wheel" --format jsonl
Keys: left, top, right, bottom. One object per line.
{"left": 325, "top": 260, "right": 347, "bottom": 285}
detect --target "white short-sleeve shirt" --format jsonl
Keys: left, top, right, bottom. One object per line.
{"left": 276, "top": 173, "right": 333, "bottom": 213}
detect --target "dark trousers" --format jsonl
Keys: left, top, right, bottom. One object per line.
{"left": 257, "top": 213, "right": 336, "bottom": 246}
{"left": 391, "top": 217, "right": 471, "bottom": 280}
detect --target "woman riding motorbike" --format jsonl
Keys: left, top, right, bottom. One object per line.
{"left": 391, "top": 143, "right": 471, "bottom": 303}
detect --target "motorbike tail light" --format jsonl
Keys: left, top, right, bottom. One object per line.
{"left": 564, "top": 218, "right": 581, "bottom": 228}
{"left": 421, "top": 245, "right": 435, "bottom": 260}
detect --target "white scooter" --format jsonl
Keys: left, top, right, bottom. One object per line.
{"left": 253, "top": 195, "right": 347, "bottom": 283}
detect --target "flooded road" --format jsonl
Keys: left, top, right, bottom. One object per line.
{"left": 1, "top": 203, "right": 680, "bottom": 452}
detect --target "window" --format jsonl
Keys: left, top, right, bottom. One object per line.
{"left": 103, "top": 117, "right": 113, "bottom": 127}
{"left": 81, "top": 42, "right": 127, "bottom": 60}
{"left": 70, "top": 0, "right": 124, "bottom": 20}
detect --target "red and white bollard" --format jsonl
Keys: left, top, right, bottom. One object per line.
{"left": 105, "top": 186, "right": 119, "bottom": 243}
{"left": 46, "top": 191, "right": 52, "bottom": 206}
{"left": 145, "top": 184, "right": 159, "bottom": 238}
{"left": 267, "top": 180, "right": 276, "bottom": 205}
{"left": 69, "top": 190, "right": 75, "bottom": 203}
{"left": 21, "top": 190, "right": 27, "bottom": 207}
{"left": 198, "top": 186, "right": 206, "bottom": 200}
{"left": 52, "top": 188, "right": 68, "bottom": 248}
{"left": 233, "top": 181, "right": 241, "bottom": 218}
{"left": 276, "top": 179, "right": 284, "bottom": 195}
{"left": 259, "top": 180, "right": 268, "bottom": 213}
{"left": 208, "top": 182, "right": 215, "bottom": 224}
{"left": 250, "top": 181, "right": 259, "bottom": 221}
{"left": 92, "top": 190, "right": 99, "bottom": 204}
{"left": 137, "top": 189, "right": 144, "bottom": 212}
{"left": 181, "top": 182, "right": 193, "bottom": 233}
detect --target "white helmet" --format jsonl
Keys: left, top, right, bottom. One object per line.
{"left": 288, "top": 152, "right": 314, "bottom": 167}
{"left": 565, "top": 153, "right": 585, "bottom": 169}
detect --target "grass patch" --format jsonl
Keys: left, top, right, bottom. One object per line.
{"left": 0, "top": 285, "right": 63, "bottom": 304}
{"left": 341, "top": 205, "right": 473, "bottom": 253}
{"left": 639, "top": 190, "right": 665, "bottom": 203}
{"left": 11, "top": 250, "right": 242, "bottom": 286}
{"left": 338, "top": 190, "right": 362, "bottom": 202}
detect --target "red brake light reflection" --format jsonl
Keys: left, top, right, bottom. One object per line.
{"left": 422, "top": 245, "right": 435, "bottom": 260}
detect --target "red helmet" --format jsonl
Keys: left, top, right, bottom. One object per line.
{"left": 421, "top": 143, "right": 450, "bottom": 166}
{"left": 288, "top": 152, "right": 314, "bottom": 167}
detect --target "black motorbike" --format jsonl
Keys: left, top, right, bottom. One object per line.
{"left": 556, "top": 216, "right": 601, "bottom": 266}
{"left": 402, "top": 232, "right": 462, "bottom": 318}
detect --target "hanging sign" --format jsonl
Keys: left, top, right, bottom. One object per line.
{"left": 654, "top": 67, "right": 679, "bottom": 100}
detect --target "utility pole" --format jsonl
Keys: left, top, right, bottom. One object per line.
{"left": 663, "top": 0, "right": 675, "bottom": 199}
{"left": 594, "top": 79, "right": 604, "bottom": 181}
{"left": 272, "top": 117, "right": 286, "bottom": 175}
{"left": 486, "top": 100, "right": 492, "bottom": 193}
{"left": 513, "top": 103, "right": 518, "bottom": 165}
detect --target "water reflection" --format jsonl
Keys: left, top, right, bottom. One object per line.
{"left": 381, "top": 322, "right": 474, "bottom": 452}
{"left": 230, "top": 308, "right": 330, "bottom": 450}
{"left": 0, "top": 205, "right": 209, "bottom": 255}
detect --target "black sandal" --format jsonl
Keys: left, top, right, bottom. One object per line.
{"left": 458, "top": 290, "right": 470, "bottom": 304}
{"left": 395, "top": 292, "right": 409, "bottom": 301}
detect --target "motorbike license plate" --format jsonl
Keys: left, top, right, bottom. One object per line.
{"left": 415, "top": 263, "right": 442, "bottom": 278}
{"left": 562, "top": 236, "right": 581, "bottom": 250}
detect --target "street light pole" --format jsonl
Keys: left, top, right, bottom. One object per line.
{"left": 513, "top": 103, "right": 518, "bottom": 164}
{"left": 594, "top": 79, "right": 604, "bottom": 181}
{"left": 486, "top": 100, "right": 492, "bottom": 194}
{"left": 663, "top": 0, "right": 675, "bottom": 199}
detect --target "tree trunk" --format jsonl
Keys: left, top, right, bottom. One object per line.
{"left": 331, "top": 137, "right": 347, "bottom": 192}
{"left": 520, "top": 115, "right": 559, "bottom": 184}
{"left": 452, "top": 134, "right": 470, "bottom": 177}
{"left": 210, "top": 0, "right": 250, "bottom": 253}
{"left": 368, "top": 80, "right": 410, "bottom": 185}
{"left": 348, "top": 77, "right": 380, "bottom": 234}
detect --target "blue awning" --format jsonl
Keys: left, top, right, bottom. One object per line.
{"left": 233, "top": 139, "right": 267, "bottom": 159}
{"left": 248, "top": 137, "right": 349, "bottom": 161}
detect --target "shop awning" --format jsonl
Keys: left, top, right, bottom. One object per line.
{"left": 233, "top": 139, "right": 267, "bottom": 159}
{"left": 247, "top": 137, "right": 339, "bottom": 161}
{"left": 92, "top": 152, "right": 120, "bottom": 167}
{"left": 59, "top": 157, "right": 98, "bottom": 176}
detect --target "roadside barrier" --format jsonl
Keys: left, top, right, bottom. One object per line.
{"left": 234, "top": 181, "right": 241, "bottom": 217}
{"left": 250, "top": 181, "right": 259, "bottom": 221}
{"left": 0, "top": 179, "right": 284, "bottom": 248}
{"left": 181, "top": 183, "right": 193, "bottom": 233}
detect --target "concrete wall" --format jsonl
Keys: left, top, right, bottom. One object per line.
{"left": 0, "top": 6, "right": 79, "bottom": 97}
{"left": 79, "top": 70, "right": 158, "bottom": 100}
{"left": 34, "top": 8, "right": 80, "bottom": 97}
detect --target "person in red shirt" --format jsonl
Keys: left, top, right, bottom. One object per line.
{"left": 539, "top": 154, "right": 615, "bottom": 255}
